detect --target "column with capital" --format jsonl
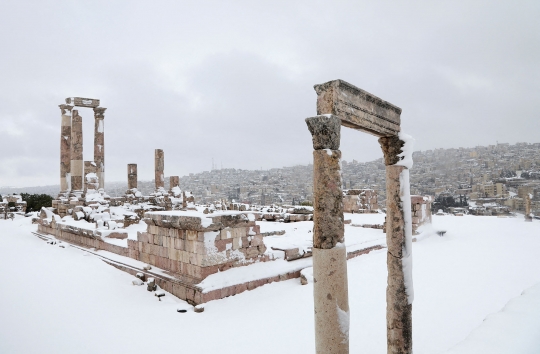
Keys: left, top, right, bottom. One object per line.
{"left": 306, "top": 115, "right": 349, "bottom": 354}
{"left": 59, "top": 104, "right": 73, "bottom": 192}
{"left": 379, "top": 135, "right": 413, "bottom": 354}
{"left": 93, "top": 107, "right": 106, "bottom": 190}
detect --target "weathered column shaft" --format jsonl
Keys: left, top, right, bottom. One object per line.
{"left": 307, "top": 115, "right": 349, "bottom": 354}
{"left": 59, "top": 104, "right": 73, "bottom": 192}
{"left": 128, "top": 164, "right": 138, "bottom": 190}
{"left": 525, "top": 194, "right": 532, "bottom": 222}
{"left": 70, "top": 110, "right": 83, "bottom": 191}
{"left": 93, "top": 107, "right": 106, "bottom": 190}
{"left": 155, "top": 149, "right": 164, "bottom": 190}
{"left": 170, "top": 176, "right": 179, "bottom": 189}
{"left": 379, "top": 135, "right": 413, "bottom": 354}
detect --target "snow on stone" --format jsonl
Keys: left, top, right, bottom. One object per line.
{"left": 396, "top": 132, "right": 415, "bottom": 169}
{"left": 400, "top": 168, "right": 414, "bottom": 304}
{"left": 336, "top": 304, "right": 350, "bottom": 343}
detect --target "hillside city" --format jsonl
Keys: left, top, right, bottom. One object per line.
{"left": 2, "top": 141, "right": 539, "bottom": 217}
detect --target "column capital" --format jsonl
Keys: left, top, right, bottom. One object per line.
{"left": 305, "top": 115, "right": 341, "bottom": 150}
{"left": 93, "top": 107, "right": 106, "bottom": 118}
{"left": 378, "top": 135, "right": 405, "bottom": 166}
{"left": 59, "top": 104, "right": 73, "bottom": 115}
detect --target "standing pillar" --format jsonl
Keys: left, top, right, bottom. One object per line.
{"left": 525, "top": 194, "right": 532, "bottom": 222}
{"left": 155, "top": 149, "right": 165, "bottom": 190}
{"left": 59, "top": 104, "right": 73, "bottom": 192}
{"left": 70, "top": 110, "right": 83, "bottom": 192}
{"left": 170, "top": 176, "right": 179, "bottom": 190}
{"left": 93, "top": 107, "right": 106, "bottom": 190}
{"left": 379, "top": 135, "right": 413, "bottom": 354}
{"left": 128, "top": 164, "right": 138, "bottom": 190}
{"left": 306, "top": 115, "right": 349, "bottom": 354}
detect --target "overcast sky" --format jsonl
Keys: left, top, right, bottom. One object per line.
{"left": 1, "top": 0, "right": 539, "bottom": 188}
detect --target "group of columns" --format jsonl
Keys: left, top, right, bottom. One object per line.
{"left": 59, "top": 103, "right": 106, "bottom": 193}
{"left": 126, "top": 149, "right": 180, "bottom": 192}
{"left": 307, "top": 116, "right": 412, "bottom": 354}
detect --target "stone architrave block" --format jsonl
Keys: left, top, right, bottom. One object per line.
{"left": 314, "top": 79, "right": 401, "bottom": 137}
{"left": 66, "top": 97, "right": 100, "bottom": 108}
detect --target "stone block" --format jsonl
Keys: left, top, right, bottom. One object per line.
{"left": 174, "top": 238, "right": 184, "bottom": 250}
{"left": 184, "top": 240, "right": 196, "bottom": 253}
{"left": 162, "top": 236, "right": 170, "bottom": 249}
{"left": 172, "top": 284, "right": 187, "bottom": 300}
{"left": 186, "top": 230, "right": 197, "bottom": 241}
{"left": 221, "top": 286, "right": 234, "bottom": 298}
{"left": 136, "top": 232, "right": 147, "bottom": 243}
{"left": 203, "top": 289, "right": 221, "bottom": 302}
{"left": 181, "top": 251, "right": 190, "bottom": 263}
{"left": 201, "top": 265, "right": 219, "bottom": 278}
{"left": 314, "top": 79, "right": 401, "bottom": 137}
{"left": 250, "top": 235, "right": 264, "bottom": 246}
{"left": 186, "top": 288, "right": 195, "bottom": 303}
{"left": 220, "top": 228, "right": 232, "bottom": 240}
{"left": 188, "top": 252, "right": 198, "bottom": 265}
{"left": 141, "top": 242, "right": 151, "bottom": 254}
{"left": 215, "top": 239, "right": 232, "bottom": 252}
{"left": 234, "top": 282, "right": 248, "bottom": 295}
{"left": 159, "top": 245, "right": 168, "bottom": 258}
{"left": 168, "top": 248, "right": 179, "bottom": 261}
{"left": 232, "top": 237, "right": 241, "bottom": 250}
{"left": 148, "top": 225, "right": 158, "bottom": 235}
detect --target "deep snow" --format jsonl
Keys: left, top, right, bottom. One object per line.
{"left": 0, "top": 214, "right": 539, "bottom": 353}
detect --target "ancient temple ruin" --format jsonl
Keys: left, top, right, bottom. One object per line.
{"left": 307, "top": 79, "right": 414, "bottom": 353}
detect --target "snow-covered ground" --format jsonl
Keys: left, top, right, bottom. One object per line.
{"left": 0, "top": 214, "right": 539, "bottom": 353}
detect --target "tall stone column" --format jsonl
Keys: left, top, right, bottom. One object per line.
{"left": 379, "top": 136, "right": 413, "bottom": 354}
{"left": 306, "top": 115, "right": 349, "bottom": 354}
{"left": 93, "top": 107, "right": 106, "bottom": 190}
{"left": 128, "top": 164, "right": 138, "bottom": 190}
{"left": 155, "top": 149, "right": 164, "bottom": 190}
{"left": 70, "top": 110, "right": 83, "bottom": 192}
{"left": 59, "top": 104, "right": 73, "bottom": 192}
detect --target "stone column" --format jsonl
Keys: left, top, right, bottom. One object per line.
{"left": 93, "top": 107, "right": 106, "bottom": 190}
{"left": 306, "top": 115, "right": 349, "bottom": 354}
{"left": 128, "top": 164, "right": 138, "bottom": 190}
{"left": 525, "top": 194, "right": 532, "bottom": 222}
{"left": 155, "top": 149, "right": 165, "bottom": 190}
{"left": 378, "top": 136, "right": 413, "bottom": 354}
{"left": 170, "top": 176, "right": 179, "bottom": 190}
{"left": 70, "top": 110, "right": 83, "bottom": 192}
{"left": 59, "top": 104, "right": 73, "bottom": 192}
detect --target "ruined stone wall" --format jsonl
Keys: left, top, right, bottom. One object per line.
{"left": 343, "top": 189, "right": 378, "bottom": 213}
{"left": 411, "top": 195, "right": 432, "bottom": 234}
{"left": 136, "top": 212, "right": 270, "bottom": 281}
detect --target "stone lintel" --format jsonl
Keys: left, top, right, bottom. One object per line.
{"left": 314, "top": 79, "right": 401, "bottom": 137}
{"left": 65, "top": 97, "right": 100, "bottom": 108}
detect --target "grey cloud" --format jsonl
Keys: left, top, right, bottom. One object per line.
{"left": 0, "top": 0, "right": 538, "bottom": 187}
